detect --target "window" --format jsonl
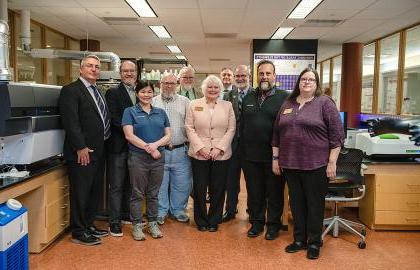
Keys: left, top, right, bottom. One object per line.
{"left": 45, "top": 29, "right": 66, "bottom": 85}
{"left": 321, "top": 60, "right": 330, "bottom": 91}
{"left": 402, "top": 25, "right": 420, "bottom": 115}
{"left": 361, "top": 43, "right": 375, "bottom": 113}
{"left": 378, "top": 33, "right": 400, "bottom": 114}
{"left": 69, "top": 39, "right": 80, "bottom": 82}
{"left": 332, "top": 55, "right": 342, "bottom": 109}
{"left": 14, "top": 18, "right": 42, "bottom": 83}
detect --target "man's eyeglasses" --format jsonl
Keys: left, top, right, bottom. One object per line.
{"left": 235, "top": 74, "right": 247, "bottom": 78}
{"left": 181, "top": 76, "right": 194, "bottom": 80}
{"left": 122, "top": 69, "right": 136, "bottom": 74}
{"left": 84, "top": 64, "right": 100, "bottom": 70}
{"left": 300, "top": 78, "right": 316, "bottom": 83}
{"left": 162, "top": 82, "right": 177, "bottom": 86}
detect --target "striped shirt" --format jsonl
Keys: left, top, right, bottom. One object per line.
{"left": 152, "top": 94, "right": 190, "bottom": 145}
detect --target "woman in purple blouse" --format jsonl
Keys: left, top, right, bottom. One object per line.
{"left": 272, "top": 67, "right": 344, "bottom": 260}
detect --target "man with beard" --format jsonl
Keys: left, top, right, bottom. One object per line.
{"left": 241, "top": 60, "right": 288, "bottom": 240}
{"left": 222, "top": 65, "right": 253, "bottom": 222}
{"left": 219, "top": 67, "right": 235, "bottom": 100}
{"left": 178, "top": 66, "right": 203, "bottom": 100}
{"left": 105, "top": 60, "right": 138, "bottom": 236}
{"left": 153, "top": 73, "right": 192, "bottom": 225}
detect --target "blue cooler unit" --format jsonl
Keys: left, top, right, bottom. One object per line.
{"left": 0, "top": 203, "right": 28, "bottom": 270}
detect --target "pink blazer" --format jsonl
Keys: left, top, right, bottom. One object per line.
{"left": 185, "top": 98, "right": 236, "bottom": 160}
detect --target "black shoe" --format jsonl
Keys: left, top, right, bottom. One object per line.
{"left": 109, "top": 223, "right": 123, "bottom": 237}
{"left": 87, "top": 226, "right": 109, "bottom": 238}
{"left": 208, "top": 225, "right": 218, "bottom": 232}
{"left": 71, "top": 232, "right": 101, "bottom": 246}
{"left": 265, "top": 229, "right": 280, "bottom": 240}
{"left": 222, "top": 212, "right": 236, "bottom": 223}
{"left": 247, "top": 224, "right": 264, "bottom": 238}
{"left": 197, "top": 226, "right": 208, "bottom": 232}
{"left": 306, "top": 245, "right": 320, "bottom": 260}
{"left": 285, "top": 242, "right": 308, "bottom": 253}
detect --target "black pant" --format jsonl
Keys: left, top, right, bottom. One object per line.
{"left": 283, "top": 166, "right": 328, "bottom": 247}
{"left": 107, "top": 152, "right": 131, "bottom": 224}
{"left": 224, "top": 145, "right": 242, "bottom": 214}
{"left": 243, "top": 160, "right": 285, "bottom": 230}
{"left": 191, "top": 158, "right": 229, "bottom": 227}
{"left": 68, "top": 157, "right": 105, "bottom": 237}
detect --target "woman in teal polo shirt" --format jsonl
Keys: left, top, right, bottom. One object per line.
{"left": 122, "top": 80, "right": 171, "bottom": 241}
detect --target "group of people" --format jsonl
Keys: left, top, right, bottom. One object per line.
{"left": 59, "top": 54, "right": 344, "bottom": 260}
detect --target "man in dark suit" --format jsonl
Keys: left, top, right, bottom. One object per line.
{"left": 222, "top": 65, "right": 253, "bottom": 222}
{"left": 105, "top": 60, "right": 137, "bottom": 237}
{"left": 59, "top": 55, "right": 110, "bottom": 246}
{"left": 220, "top": 67, "right": 236, "bottom": 100}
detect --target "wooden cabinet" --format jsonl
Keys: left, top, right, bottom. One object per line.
{"left": 359, "top": 164, "right": 420, "bottom": 230}
{"left": 0, "top": 166, "right": 69, "bottom": 253}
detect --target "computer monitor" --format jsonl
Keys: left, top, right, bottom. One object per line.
{"left": 339, "top": 111, "right": 347, "bottom": 138}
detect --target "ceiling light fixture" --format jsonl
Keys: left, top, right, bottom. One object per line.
{"left": 176, "top": 55, "right": 187, "bottom": 60}
{"left": 271, "top": 27, "right": 294, "bottom": 39}
{"left": 287, "top": 0, "right": 324, "bottom": 19}
{"left": 167, "top": 45, "right": 181, "bottom": 53}
{"left": 149, "top": 25, "right": 171, "bottom": 38}
{"left": 125, "top": 0, "right": 157, "bottom": 18}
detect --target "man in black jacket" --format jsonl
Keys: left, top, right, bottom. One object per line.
{"left": 222, "top": 65, "right": 253, "bottom": 222}
{"left": 105, "top": 60, "right": 137, "bottom": 237}
{"left": 241, "top": 60, "right": 288, "bottom": 240}
{"left": 59, "top": 55, "right": 110, "bottom": 245}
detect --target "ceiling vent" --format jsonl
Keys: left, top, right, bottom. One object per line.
{"left": 209, "top": 58, "right": 230, "bottom": 62}
{"left": 101, "top": 17, "right": 141, "bottom": 25}
{"left": 301, "top": 19, "right": 343, "bottom": 27}
{"left": 204, "top": 33, "right": 237, "bottom": 39}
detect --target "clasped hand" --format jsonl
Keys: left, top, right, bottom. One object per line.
{"left": 198, "top": 147, "right": 222, "bottom": 160}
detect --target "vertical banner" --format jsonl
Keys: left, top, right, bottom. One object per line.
{"left": 253, "top": 53, "right": 316, "bottom": 90}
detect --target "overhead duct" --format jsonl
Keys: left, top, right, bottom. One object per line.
{"left": 20, "top": 10, "right": 121, "bottom": 72}
{"left": 28, "top": 49, "right": 121, "bottom": 72}
{"left": 0, "top": 20, "right": 11, "bottom": 81}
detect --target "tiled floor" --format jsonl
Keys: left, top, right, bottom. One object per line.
{"left": 30, "top": 186, "right": 420, "bottom": 270}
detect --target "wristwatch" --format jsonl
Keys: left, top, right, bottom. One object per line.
{"left": 272, "top": 156, "right": 279, "bottom": 160}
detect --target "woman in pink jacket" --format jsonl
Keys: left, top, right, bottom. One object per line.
{"left": 185, "top": 75, "right": 236, "bottom": 232}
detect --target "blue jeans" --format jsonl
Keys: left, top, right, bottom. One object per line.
{"left": 158, "top": 145, "right": 192, "bottom": 217}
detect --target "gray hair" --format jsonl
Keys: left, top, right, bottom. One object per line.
{"left": 80, "top": 54, "right": 100, "bottom": 68}
{"left": 178, "top": 65, "right": 195, "bottom": 79}
{"left": 234, "top": 64, "right": 251, "bottom": 75}
{"left": 119, "top": 60, "right": 137, "bottom": 73}
{"left": 160, "top": 73, "right": 177, "bottom": 82}
{"left": 201, "top": 75, "right": 223, "bottom": 95}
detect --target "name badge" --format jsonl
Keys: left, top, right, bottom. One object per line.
{"left": 283, "top": 108, "right": 293, "bottom": 114}
{"left": 195, "top": 106, "right": 204, "bottom": 111}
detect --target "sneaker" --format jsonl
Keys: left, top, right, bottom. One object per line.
{"left": 148, "top": 221, "right": 163, "bottom": 239}
{"left": 109, "top": 223, "right": 123, "bottom": 237}
{"left": 157, "top": 216, "right": 166, "bottom": 225}
{"left": 71, "top": 232, "right": 101, "bottom": 246}
{"left": 173, "top": 214, "right": 190, "bottom": 223}
{"left": 132, "top": 223, "right": 146, "bottom": 241}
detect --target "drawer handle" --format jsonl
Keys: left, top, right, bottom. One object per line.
{"left": 61, "top": 204, "right": 68, "bottom": 209}
{"left": 405, "top": 218, "right": 419, "bottom": 222}
{"left": 406, "top": 202, "right": 420, "bottom": 206}
{"left": 60, "top": 222, "right": 68, "bottom": 227}
{"left": 61, "top": 185, "right": 69, "bottom": 189}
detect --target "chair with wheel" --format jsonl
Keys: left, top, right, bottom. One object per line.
{"left": 322, "top": 148, "right": 367, "bottom": 249}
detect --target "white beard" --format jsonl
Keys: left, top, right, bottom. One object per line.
{"left": 259, "top": 81, "right": 272, "bottom": 91}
